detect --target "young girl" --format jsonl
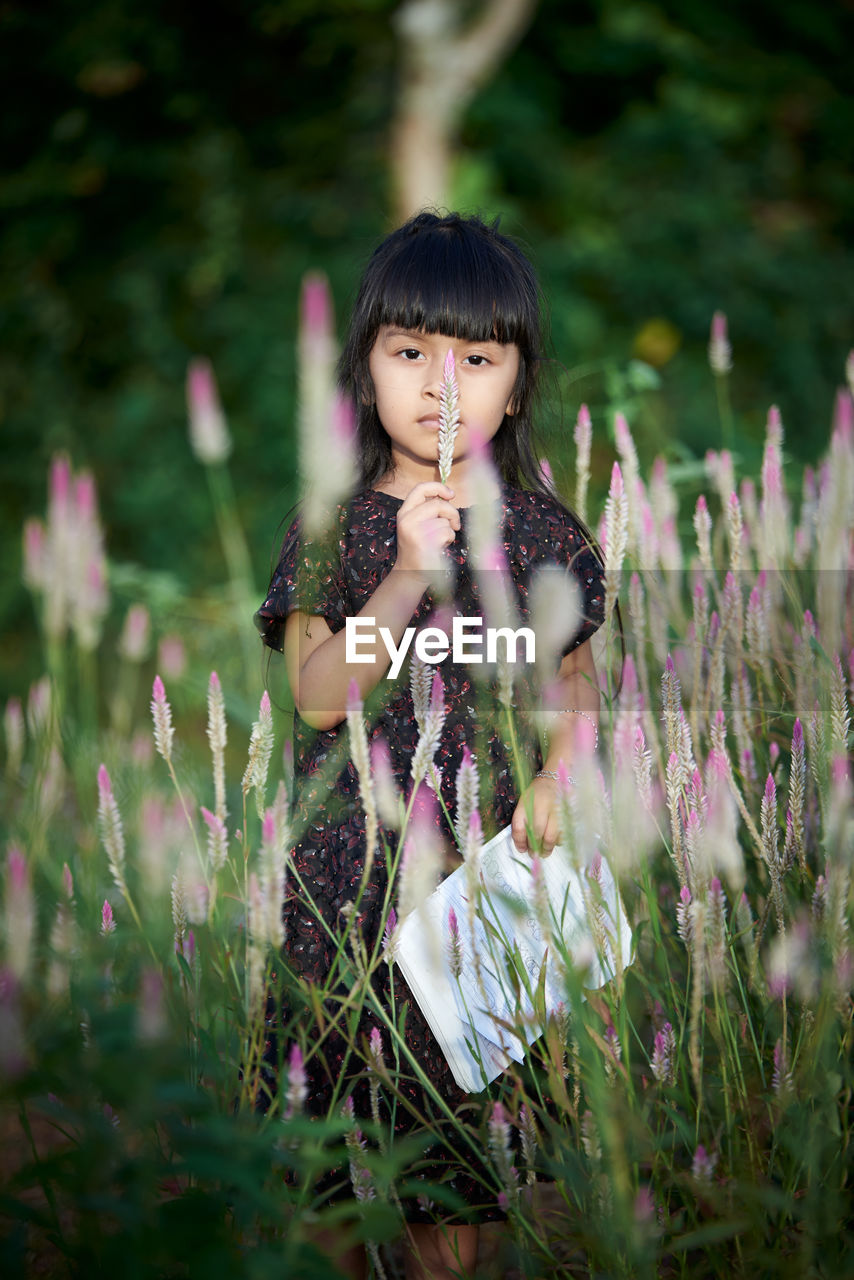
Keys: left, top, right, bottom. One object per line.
{"left": 256, "top": 211, "right": 606, "bottom": 1279}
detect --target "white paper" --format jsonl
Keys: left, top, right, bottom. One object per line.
{"left": 395, "top": 825, "right": 632, "bottom": 1093}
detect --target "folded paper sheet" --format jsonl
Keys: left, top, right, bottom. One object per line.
{"left": 396, "top": 825, "right": 632, "bottom": 1093}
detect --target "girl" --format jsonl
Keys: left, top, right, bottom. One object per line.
{"left": 256, "top": 211, "right": 606, "bottom": 1279}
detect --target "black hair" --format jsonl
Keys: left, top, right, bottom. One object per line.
{"left": 338, "top": 210, "right": 551, "bottom": 495}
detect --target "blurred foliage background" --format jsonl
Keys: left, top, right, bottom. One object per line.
{"left": 3, "top": 0, "right": 853, "bottom": 705}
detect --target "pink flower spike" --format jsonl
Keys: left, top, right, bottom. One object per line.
{"left": 8, "top": 848, "right": 26, "bottom": 892}
{"left": 347, "top": 678, "right": 361, "bottom": 714}
{"left": 764, "top": 774, "right": 776, "bottom": 807}
{"left": 832, "top": 389, "right": 853, "bottom": 443}
{"left": 792, "top": 718, "right": 803, "bottom": 750}
{"left": 187, "top": 358, "right": 231, "bottom": 465}
{"left": 708, "top": 312, "right": 732, "bottom": 375}
{"left": 75, "top": 471, "right": 96, "bottom": 519}
{"left": 430, "top": 670, "right": 444, "bottom": 713}
{"left": 209, "top": 670, "right": 220, "bottom": 692}
{"left": 97, "top": 763, "right": 112, "bottom": 801}
{"left": 300, "top": 272, "right": 333, "bottom": 339}
{"left": 101, "top": 899, "right": 116, "bottom": 935}
{"left": 610, "top": 461, "right": 624, "bottom": 497}
{"left": 332, "top": 392, "right": 355, "bottom": 445}
{"left": 50, "top": 455, "right": 71, "bottom": 506}
{"left": 22, "top": 519, "right": 46, "bottom": 589}
{"left": 188, "top": 359, "right": 216, "bottom": 413}
{"left": 443, "top": 348, "right": 455, "bottom": 381}
{"left": 766, "top": 404, "right": 782, "bottom": 444}
{"left": 151, "top": 676, "right": 175, "bottom": 763}
{"left": 614, "top": 413, "right": 631, "bottom": 451}
{"left": 62, "top": 863, "right": 74, "bottom": 900}
{"left": 466, "top": 422, "right": 488, "bottom": 459}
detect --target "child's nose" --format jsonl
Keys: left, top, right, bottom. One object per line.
{"left": 422, "top": 358, "right": 444, "bottom": 398}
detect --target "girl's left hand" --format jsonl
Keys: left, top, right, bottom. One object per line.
{"left": 510, "top": 777, "right": 561, "bottom": 856}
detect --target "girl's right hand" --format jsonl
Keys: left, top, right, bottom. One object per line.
{"left": 393, "top": 482, "right": 460, "bottom": 578}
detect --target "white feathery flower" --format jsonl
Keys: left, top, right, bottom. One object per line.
{"left": 151, "top": 675, "right": 175, "bottom": 765}
{"left": 410, "top": 671, "right": 446, "bottom": 788}
{"left": 206, "top": 671, "right": 228, "bottom": 824}
{"left": 437, "top": 348, "right": 459, "bottom": 484}
{"left": 242, "top": 692, "right": 274, "bottom": 818}
{"left": 97, "top": 764, "right": 126, "bottom": 894}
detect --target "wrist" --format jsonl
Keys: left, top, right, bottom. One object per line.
{"left": 387, "top": 561, "right": 432, "bottom": 598}
{"left": 535, "top": 768, "right": 576, "bottom": 786}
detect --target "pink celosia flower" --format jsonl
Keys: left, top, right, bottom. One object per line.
{"left": 692, "top": 1143, "right": 718, "bottom": 1182}
{"left": 285, "top": 1043, "right": 308, "bottom": 1117}
{"left": 437, "top": 348, "right": 459, "bottom": 485}
{"left": 4, "top": 848, "right": 34, "bottom": 980}
{"left": 206, "top": 670, "right": 228, "bottom": 823}
{"left": 455, "top": 745, "right": 479, "bottom": 847}
{"left": 119, "top": 603, "right": 150, "bottom": 663}
{"left": 447, "top": 906, "right": 463, "bottom": 978}
{"left": 242, "top": 691, "right": 274, "bottom": 817}
{"left": 200, "top": 806, "right": 228, "bottom": 872}
{"left": 488, "top": 1101, "right": 518, "bottom": 1205}
{"left": 186, "top": 358, "right": 232, "bottom": 465}
{"left": 150, "top": 676, "right": 175, "bottom": 764}
{"left": 382, "top": 906, "right": 398, "bottom": 963}
{"left": 708, "top": 311, "right": 732, "bottom": 375}
{"left": 97, "top": 764, "right": 126, "bottom": 893}
{"left": 651, "top": 1021, "right": 676, "bottom": 1086}
{"left": 101, "top": 899, "right": 116, "bottom": 935}
{"left": 157, "top": 634, "right": 186, "bottom": 678}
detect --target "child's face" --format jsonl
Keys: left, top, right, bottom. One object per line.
{"left": 368, "top": 327, "right": 520, "bottom": 477}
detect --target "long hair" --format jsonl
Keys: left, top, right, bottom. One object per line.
{"left": 339, "top": 210, "right": 552, "bottom": 496}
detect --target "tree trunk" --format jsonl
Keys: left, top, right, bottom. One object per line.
{"left": 390, "top": 0, "right": 538, "bottom": 223}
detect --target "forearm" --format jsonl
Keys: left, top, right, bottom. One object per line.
{"left": 289, "top": 567, "right": 428, "bottom": 729}
{"left": 540, "top": 645, "right": 600, "bottom": 774}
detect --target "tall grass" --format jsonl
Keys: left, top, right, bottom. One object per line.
{"left": 2, "top": 321, "right": 852, "bottom": 1278}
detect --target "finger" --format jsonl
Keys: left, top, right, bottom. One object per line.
{"left": 399, "top": 482, "right": 455, "bottom": 512}
{"left": 541, "top": 815, "right": 558, "bottom": 857}
{"left": 511, "top": 801, "right": 528, "bottom": 853}
{"left": 403, "top": 497, "right": 461, "bottom": 527}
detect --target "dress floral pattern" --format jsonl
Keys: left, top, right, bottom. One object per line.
{"left": 255, "top": 485, "right": 605, "bottom": 1222}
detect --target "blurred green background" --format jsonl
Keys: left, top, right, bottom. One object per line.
{"left": 3, "top": 0, "right": 853, "bottom": 705}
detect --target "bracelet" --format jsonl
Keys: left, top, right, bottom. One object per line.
{"left": 535, "top": 769, "right": 577, "bottom": 785}
{"left": 553, "top": 708, "right": 599, "bottom": 751}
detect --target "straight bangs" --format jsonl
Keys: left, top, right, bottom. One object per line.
{"left": 340, "top": 211, "right": 547, "bottom": 494}
{"left": 358, "top": 223, "right": 540, "bottom": 355}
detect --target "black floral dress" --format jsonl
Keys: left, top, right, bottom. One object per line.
{"left": 255, "top": 485, "right": 605, "bottom": 1223}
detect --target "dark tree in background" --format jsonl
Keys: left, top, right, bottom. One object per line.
{"left": 2, "top": 0, "right": 852, "bottom": 700}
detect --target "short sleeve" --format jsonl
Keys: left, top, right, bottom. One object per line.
{"left": 528, "top": 495, "right": 605, "bottom": 655}
{"left": 254, "top": 512, "right": 349, "bottom": 653}
{"left": 561, "top": 525, "right": 606, "bottom": 654}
